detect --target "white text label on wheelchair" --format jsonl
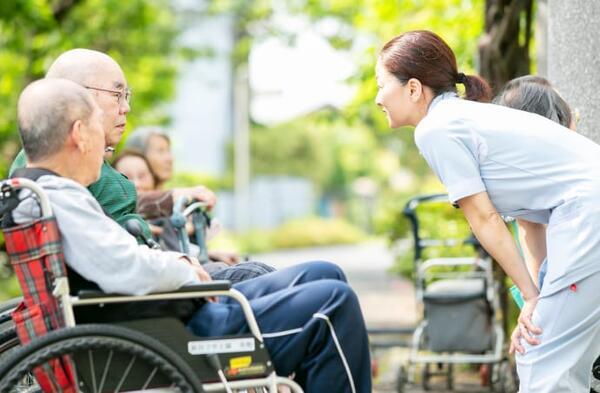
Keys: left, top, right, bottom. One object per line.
{"left": 188, "top": 338, "right": 256, "bottom": 355}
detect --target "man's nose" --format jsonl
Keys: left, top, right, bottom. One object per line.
{"left": 120, "top": 99, "right": 131, "bottom": 114}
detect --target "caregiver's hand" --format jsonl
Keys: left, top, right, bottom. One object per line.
{"left": 509, "top": 295, "right": 542, "bottom": 354}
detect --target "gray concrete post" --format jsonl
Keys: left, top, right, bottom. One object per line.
{"left": 547, "top": 0, "right": 600, "bottom": 142}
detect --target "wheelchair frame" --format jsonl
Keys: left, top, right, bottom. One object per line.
{"left": 0, "top": 177, "right": 303, "bottom": 393}
{"left": 397, "top": 193, "right": 514, "bottom": 392}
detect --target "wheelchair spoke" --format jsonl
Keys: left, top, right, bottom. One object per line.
{"left": 113, "top": 355, "right": 136, "bottom": 393}
{"left": 97, "top": 349, "right": 113, "bottom": 393}
{"left": 141, "top": 366, "right": 158, "bottom": 390}
{"left": 88, "top": 350, "right": 97, "bottom": 393}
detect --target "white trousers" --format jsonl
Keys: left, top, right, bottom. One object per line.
{"left": 516, "top": 271, "right": 600, "bottom": 392}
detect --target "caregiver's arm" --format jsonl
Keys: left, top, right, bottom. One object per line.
{"left": 457, "top": 191, "right": 542, "bottom": 353}
{"left": 516, "top": 219, "right": 547, "bottom": 288}
{"left": 457, "top": 192, "right": 538, "bottom": 300}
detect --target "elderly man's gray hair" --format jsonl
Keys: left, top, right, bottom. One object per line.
{"left": 17, "top": 78, "right": 96, "bottom": 162}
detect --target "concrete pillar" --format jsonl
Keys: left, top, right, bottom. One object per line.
{"left": 547, "top": 0, "right": 600, "bottom": 142}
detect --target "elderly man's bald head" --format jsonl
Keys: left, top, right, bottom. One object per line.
{"left": 46, "top": 49, "right": 122, "bottom": 87}
{"left": 18, "top": 79, "right": 98, "bottom": 162}
{"left": 45, "top": 48, "right": 130, "bottom": 148}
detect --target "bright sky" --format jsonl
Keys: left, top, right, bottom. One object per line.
{"left": 249, "top": 30, "right": 357, "bottom": 125}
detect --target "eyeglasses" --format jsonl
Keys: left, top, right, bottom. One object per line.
{"left": 84, "top": 85, "right": 132, "bottom": 104}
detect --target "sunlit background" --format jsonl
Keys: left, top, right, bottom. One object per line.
{"left": 0, "top": 0, "right": 538, "bottom": 297}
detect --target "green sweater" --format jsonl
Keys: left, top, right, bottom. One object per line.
{"left": 10, "top": 149, "right": 152, "bottom": 240}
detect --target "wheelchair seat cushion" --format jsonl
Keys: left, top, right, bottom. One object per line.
{"left": 423, "top": 278, "right": 486, "bottom": 303}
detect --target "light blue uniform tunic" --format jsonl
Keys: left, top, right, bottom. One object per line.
{"left": 415, "top": 92, "right": 600, "bottom": 297}
{"left": 414, "top": 93, "right": 600, "bottom": 392}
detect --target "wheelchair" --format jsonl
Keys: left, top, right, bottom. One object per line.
{"left": 396, "top": 194, "right": 516, "bottom": 392}
{"left": 0, "top": 177, "right": 303, "bottom": 393}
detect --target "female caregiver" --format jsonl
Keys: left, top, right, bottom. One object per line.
{"left": 375, "top": 30, "right": 600, "bottom": 392}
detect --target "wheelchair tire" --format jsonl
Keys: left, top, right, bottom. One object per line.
{"left": 0, "top": 297, "right": 22, "bottom": 316}
{"left": 0, "top": 324, "right": 18, "bottom": 359}
{"left": 0, "top": 324, "right": 204, "bottom": 393}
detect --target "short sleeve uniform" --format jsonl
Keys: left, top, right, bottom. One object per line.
{"left": 415, "top": 93, "right": 600, "bottom": 297}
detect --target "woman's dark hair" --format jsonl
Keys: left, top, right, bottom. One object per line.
{"left": 380, "top": 30, "right": 492, "bottom": 102}
{"left": 493, "top": 75, "right": 573, "bottom": 128}
{"left": 112, "top": 149, "right": 159, "bottom": 188}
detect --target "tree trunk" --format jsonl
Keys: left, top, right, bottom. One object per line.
{"left": 478, "top": 0, "right": 534, "bottom": 93}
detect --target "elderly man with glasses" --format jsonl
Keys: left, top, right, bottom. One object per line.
{"left": 9, "top": 49, "right": 276, "bottom": 282}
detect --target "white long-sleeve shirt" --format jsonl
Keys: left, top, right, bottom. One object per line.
{"left": 13, "top": 175, "right": 202, "bottom": 296}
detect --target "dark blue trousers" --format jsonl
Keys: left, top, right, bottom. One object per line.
{"left": 187, "top": 261, "right": 372, "bottom": 393}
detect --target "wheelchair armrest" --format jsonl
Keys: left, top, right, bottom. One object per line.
{"left": 76, "top": 280, "right": 232, "bottom": 300}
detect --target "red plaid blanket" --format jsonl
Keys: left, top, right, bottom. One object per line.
{"left": 4, "top": 216, "right": 75, "bottom": 392}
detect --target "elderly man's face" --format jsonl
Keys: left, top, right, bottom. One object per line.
{"left": 85, "top": 63, "right": 130, "bottom": 148}
{"left": 81, "top": 105, "right": 107, "bottom": 185}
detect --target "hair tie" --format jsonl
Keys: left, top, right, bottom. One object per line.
{"left": 456, "top": 72, "right": 467, "bottom": 84}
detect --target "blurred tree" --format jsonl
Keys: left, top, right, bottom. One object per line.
{"left": 247, "top": 107, "right": 385, "bottom": 197}
{"left": 479, "top": 0, "right": 534, "bottom": 92}
{"left": 0, "top": 0, "right": 180, "bottom": 177}
{"left": 210, "top": 0, "right": 486, "bottom": 191}
{"left": 0, "top": 0, "right": 181, "bottom": 299}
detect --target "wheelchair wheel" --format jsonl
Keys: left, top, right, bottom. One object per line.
{"left": 395, "top": 365, "right": 407, "bottom": 393}
{"left": 0, "top": 324, "right": 18, "bottom": 359}
{"left": 490, "top": 358, "right": 518, "bottom": 393}
{"left": 0, "top": 297, "right": 22, "bottom": 315}
{"left": 0, "top": 324, "right": 204, "bottom": 393}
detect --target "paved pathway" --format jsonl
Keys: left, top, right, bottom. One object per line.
{"left": 253, "top": 240, "right": 418, "bottom": 329}
{"left": 253, "top": 241, "right": 497, "bottom": 392}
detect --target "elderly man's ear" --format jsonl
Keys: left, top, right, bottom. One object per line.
{"left": 70, "top": 120, "right": 90, "bottom": 153}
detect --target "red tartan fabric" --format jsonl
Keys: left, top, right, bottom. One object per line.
{"left": 4, "top": 216, "right": 76, "bottom": 392}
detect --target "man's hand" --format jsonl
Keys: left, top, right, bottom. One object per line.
{"left": 509, "top": 295, "right": 542, "bottom": 355}
{"left": 172, "top": 186, "right": 217, "bottom": 210}
{"left": 192, "top": 264, "right": 212, "bottom": 283}
{"left": 208, "top": 250, "right": 240, "bottom": 266}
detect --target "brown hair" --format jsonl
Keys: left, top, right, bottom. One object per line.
{"left": 380, "top": 30, "right": 492, "bottom": 103}
{"left": 112, "top": 149, "right": 159, "bottom": 188}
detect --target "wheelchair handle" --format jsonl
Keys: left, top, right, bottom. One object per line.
{"left": 0, "top": 178, "right": 53, "bottom": 218}
{"left": 124, "top": 219, "right": 161, "bottom": 249}
{"left": 171, "top": 196, "right": 210, "bottom": 263}
{"left": 402, "top": 193, "right": 449, "bottom": 216}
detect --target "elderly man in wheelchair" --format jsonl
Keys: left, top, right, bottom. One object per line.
{"left": 0, "top": 79, "right": 371, "bottom": 392}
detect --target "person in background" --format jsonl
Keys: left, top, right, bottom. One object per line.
{"left": 9, "top": 49, "right": 216, "bottom": 243}
{"left": 112, "top": 149, "right": 275, "bottom": 282}
{"left": 494, "top": 75, "right": 599, "bottom": 391}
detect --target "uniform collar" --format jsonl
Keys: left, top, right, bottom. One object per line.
{"left": 427, "top": 91, "right": 459, "bottom": 114}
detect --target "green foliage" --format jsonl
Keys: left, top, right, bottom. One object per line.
{"left": 0, "top": 0, "right": 183, "bottom": 295}
{"left": 166, "top": 171, "right": 232, "bottom": 192}
{"left": 0, "top": 255, "right": 20, "bottom": 301}
{"left": 0, "top": 0, "right": 181, "bottom": 178}
{"left": 271, "top": 216, "right": 366, "bottom": 249}
{"left": 387, "top": 196, "right": 477, "bottom": 278}
{"left": 248, "top": 108, "right": 385, "bottom": 196}
{"left": 208, "top": 217, "right": 366, "bottom": 254}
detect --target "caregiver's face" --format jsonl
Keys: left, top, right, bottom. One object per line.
{"left": 375, "top": 59, "right": 414, "bottom": 128}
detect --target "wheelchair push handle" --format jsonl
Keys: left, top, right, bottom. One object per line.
{"left": 402, "top": 193, "right": 484, "bottom": 261}
{"left": 0, "top": 178, "right": 53, "bottom": 218}
{"left": 171, "top": 196, "right": 211, "bottom": 263}
{"left": 124, "top": 219, "right": 161, "bottom": 249}
{"left": 402, "top": 193, "right": 449, "bottom": 216}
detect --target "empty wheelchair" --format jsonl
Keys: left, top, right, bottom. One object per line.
{"left": 0, "top": 177, "right": 302, "bottom": 393}
{"left": 396, "top": 194, "right": 516, "bottom": 392}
